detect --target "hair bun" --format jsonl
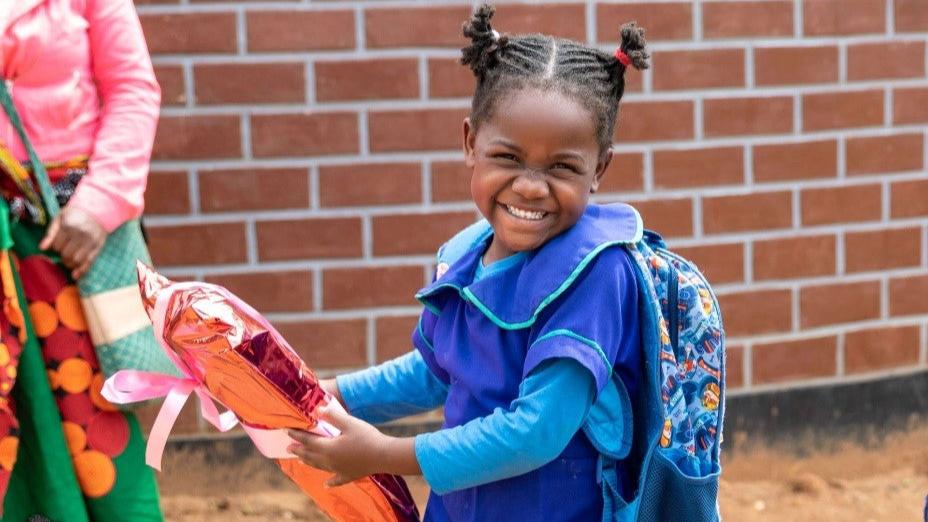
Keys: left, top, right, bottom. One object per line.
{"left": 618, "top": 21, "right": 650, "bottom": 71}
{"left": 461, "top": 3, "right": 509, "bottom": 76}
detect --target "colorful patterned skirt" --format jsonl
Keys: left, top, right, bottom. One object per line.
{"left": 0, "top": 160, "right": 162, "bottom": 521}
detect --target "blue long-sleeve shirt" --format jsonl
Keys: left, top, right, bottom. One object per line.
{"left": 336, "top": 350, "right": 595, "bottom": 494}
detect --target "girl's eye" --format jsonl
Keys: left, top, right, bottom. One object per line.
{"left": 552, "top": 163, "right": 579, "bottom": 174}
{"left": 493, "top": 153, "right": 519, "bottom": 163}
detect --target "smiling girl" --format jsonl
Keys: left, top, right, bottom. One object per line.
{"left": 288, "top": 4, "right": 650, "bottom": 521}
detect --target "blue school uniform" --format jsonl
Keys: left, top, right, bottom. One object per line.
{"left": 412, "top": 203, "right": 644, "bottom": 521}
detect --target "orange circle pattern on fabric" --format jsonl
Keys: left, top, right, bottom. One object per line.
{"left": 0, "top": 343, "right": 10, "bottom": 367}
{"left": 27, "top": 301, "right": 58, "bottom": 338}
{"left": 62, "top": 421, "right": 87, "bottom": 456}
{"left": 0, "top": 436, "right": 17, "bottom": 471}
{"left": 73, "top": 449, "right": 116, "bottom": 498}
{"left": 55, "top": 286, "right": 87, "bottom": 332}
{"left": 58, "top": 358, "right": 93, "bottom": 394}
{"left": 89, "top": 373, "right": 119, "bottom": 413}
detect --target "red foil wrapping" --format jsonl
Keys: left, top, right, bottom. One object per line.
{"left": 138, "top": 263, "right": 419, "bottom": 522}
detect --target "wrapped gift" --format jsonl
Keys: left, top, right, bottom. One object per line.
{"left": 103, "top": 263, "right": 419, "bottom": 522}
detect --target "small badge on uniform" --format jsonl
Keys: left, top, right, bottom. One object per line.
{"left": 436, "top": 262, "right": 450, "bottom": 280}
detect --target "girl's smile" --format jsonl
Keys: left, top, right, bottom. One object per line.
{"left": 464, "top": 87, "right": 613, "bottom": 264}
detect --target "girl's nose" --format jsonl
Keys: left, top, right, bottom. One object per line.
{"left": 511, "top": 170, "right": 550, "bottom": 199}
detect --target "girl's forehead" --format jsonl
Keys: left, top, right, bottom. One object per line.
{"left": 480, "top": 89, "right": 599, "bottom": 151}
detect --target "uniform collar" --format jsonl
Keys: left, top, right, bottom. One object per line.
{"left": 417, "top": 203, "right": 643, "bottom": 329}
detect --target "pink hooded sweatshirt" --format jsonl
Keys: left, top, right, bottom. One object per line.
{"left": 0, "top": 0, "right": 160, "bottom": 232}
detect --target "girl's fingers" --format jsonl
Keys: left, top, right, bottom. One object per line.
{"left": 288, "top": 429, "right": 325, "bottom": 447}
{"left": 325, "top": 474, "right": 352, "bottom": 488}
{"left": 39, "top": 216, "right": 61, "bottom": 251}
{"left": 287, "top": 444, "right": 330, "bottom": 471}
{"left": 319, "top": 404, "right": 352, "bottom": 430}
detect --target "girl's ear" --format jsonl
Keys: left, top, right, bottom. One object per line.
{"left": 591, "top": 149, "right": 613, "bottom": 193}
{"left": 463, "top": 117, "right": 477, "bottom": 168}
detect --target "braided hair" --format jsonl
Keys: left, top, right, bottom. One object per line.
{"left": 461, "top": 4, "right": 649, "bottom": 153}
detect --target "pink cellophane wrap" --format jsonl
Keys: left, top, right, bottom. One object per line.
{"left": 102, "top": 263, "right": 419, "bottom": 522}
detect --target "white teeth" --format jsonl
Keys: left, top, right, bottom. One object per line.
{"left": 506, "top": 205, "right": 546, "bottom": 220}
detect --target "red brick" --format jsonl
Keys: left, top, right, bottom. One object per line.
{"left": 429, "top": 58, "right": 476, "bottom": 99}
{"left": 848, "top": 41, "right": 925, "bottom": 81}
{"left": 717, "top": 289, "right": 792, "bottom": 336}
{"left": 703, "top": 191, "right": 792, "bottom": 234}
{"left": 600, "top": 152, "right": 645, "bottom": 193}
{"left": 199, "top": 168, "right": 309, "bottom": 212}
{"left": 148, "top": 223, "right": 248, "bottom": 266}
{"left": 365, "top": 6, "right": 471, "bottom": 48}
{"left": 323, "top": 266, "right": 423, "bottom": 309}
{"left": 145, "top": 171, "right": 190, "bottom": 215}
{"left": 801, "top": 184, "right": 882, "bottom": 226}
{"left": 628, "top": 198, "right": 693, "bottom": 238}
{"left": 845, "top": 228, "right": 922, "bottom": 273}
{"left": 319, "top": 163, "right": 422, "bottom": 207}
{"left": 755, "top": 46, "right": 839, "bottom": 86}
{"left": 704, "top": 96, "right": 793, "bottom": 137}
{"left": 846, "top": 133, "right": 924, "bottom": 176}
{"left": 896, "top": 0, "right": 928, "bottom": 32}
{"left": 753, "top": 140, "right": 838, "bottom": 183}
{"left": 726, "top": 344, "right": 744, "bottom": 388}
{"left": 846, "top": 325, "right": 920, "bottom": 374}
{"left": 890, "top": 275, "right": 928, "bottom": 316}
{"left": 140, "top": 13, "right": 237, "bottom": 54}
{"left": 753, "top": 336, "right": 837, "bottom": 384}
{"left": 891, "top": 179, "right": 928, "bottom": 218}
{"left": 195, "top": 63, "right": 305, "bottom": 105}
{"left": 276, "top": 319, "right": 367, "bottom": 369}
{"left": 373, "top": 212, "right": 476, "bottom": 256}
{"left": 432, "top": 162, "right": 472, "bottom": 203}
{"left": 251, "top": 113, "right": 358, "bottom": 157}
{"left": 369, "top": 109, "right": 468, "bottom": 152}
{"left": 803, "top": 90, "right": 883, "bottom": 131}
{"left": 800, "top": 281, "right": 881, "bottom": 328}
{"left": 653, "top": 49, "right": 744, "bottom": 91}
{"left": 893, "top": 87, "right": 928, "bottom": 124}
{"left": 703, "top": 1, "right": 793, "bottom": 38}
{"left": 653, "top": 146, "right": 743, "bottom": 189}
{"left": 153, "top": 115, "right": 241, "bottom": 160}
{"left": 247, "top": 10, "right": 355, "bottom": 52}
{"left": 753, "top": 235, "right": 836, "bottom": 280}
{"left": 616, "top": 101, "right": 694, "bottom": 142}
{"left": 256, "top": 217, "right": 362, "bottom": 261}
{"left": 316, "top": 59, "right": 419, "bottom": 102}
{"left": 154, "top": 65, "right": 185, "bottom": 106}
{"left": 205, "top": 271, "right": 313, "bottom": 313}
{"left": 376, "top": 315, "right": 418, "bottom": 362}
{"left": 803, "top": 0, "right": 886, "bottom": 36}
{"left": 495, "top": 4, "right": 587, "bottom": 40}
{"left": 673, "top": 242, "right": 744, "bottom": 284}
{"left": 596, "top": 2, "right": 693, "bottom": 42}
{"left": 135, "top": 399, "right": 200, "bottom": 436}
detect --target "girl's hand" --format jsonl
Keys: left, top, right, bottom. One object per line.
{"left": 39, "top": 207, "right": 107, "bottom": 280}
{"left": 288, "top": 405, "right": 387, "bottom": 487}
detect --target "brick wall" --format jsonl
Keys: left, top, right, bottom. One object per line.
{"left": 134, "top": 0, "right": 928, "bottom": 433}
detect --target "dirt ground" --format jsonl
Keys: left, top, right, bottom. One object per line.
{"left": 158, "top": 426, "right": 928, "bottom": 522}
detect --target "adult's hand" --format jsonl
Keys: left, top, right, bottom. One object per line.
{"left": 39, "top": 206, "right": 107, "bottom": 280}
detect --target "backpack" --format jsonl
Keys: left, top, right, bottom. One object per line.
{"left": 592, "top": 229, "right": 726, "bottom": 522}
{"left": 435, "top": 219, "right": 725, "bottom": 521}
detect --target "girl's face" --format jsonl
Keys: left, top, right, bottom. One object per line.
{"left": 464, "top": 88, "right": 612, "bottom": 264}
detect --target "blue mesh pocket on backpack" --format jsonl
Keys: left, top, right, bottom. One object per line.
{"left": 635, "top": 448, "right": 720, "bottom": 522}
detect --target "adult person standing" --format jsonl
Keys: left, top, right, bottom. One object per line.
{"left": 0, "top": 0, "right": 164, "bottom": 520}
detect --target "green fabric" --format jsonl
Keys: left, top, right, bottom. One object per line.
{"left": 1, "top": 217, "right": 163, "bottom": 521}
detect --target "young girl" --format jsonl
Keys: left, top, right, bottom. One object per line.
{"left": 288, "top": 4, "right": 650, "bottom": 520}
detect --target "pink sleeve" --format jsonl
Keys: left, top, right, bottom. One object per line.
{"left": 68, "top": 0, "right": 161, "bottom": 232}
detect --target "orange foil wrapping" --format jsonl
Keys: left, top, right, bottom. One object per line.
{"left": 137, "top": 263, "right": 419, "bottom": 522}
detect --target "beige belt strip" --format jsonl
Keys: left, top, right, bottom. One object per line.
{"left": 81, "top": 285, "right": 152, "bottom": 346}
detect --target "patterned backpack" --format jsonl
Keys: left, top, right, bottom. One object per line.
{"left": 592, "top": 229, "right": 725, "bottom": 521}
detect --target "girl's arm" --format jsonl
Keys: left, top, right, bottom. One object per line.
{"left": 414, "top": 358, "right": 594, "bottom": 493}
{"left": 327, "top": 350, "right": 449, "bottom": 424}
{"left": 289, "top": 358, "right": 594, "bottom": 490}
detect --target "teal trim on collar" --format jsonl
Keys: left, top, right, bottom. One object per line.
{"left": 416, "top": 315, "right": 435, "bottom": 351}
{"left": 531, "top": 329, "right": 611, "bottom": 371}
{"left": 417, "top": 203, "right": 643, "bottom": 330}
